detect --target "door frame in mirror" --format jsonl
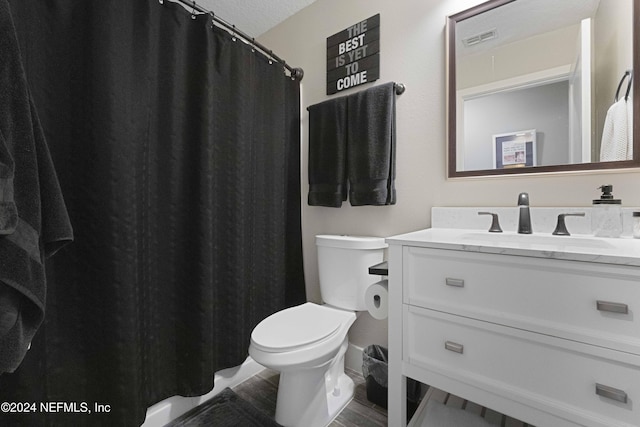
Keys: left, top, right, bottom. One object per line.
{"left": 446, "top": 0, "right": 640, "bottom": 178}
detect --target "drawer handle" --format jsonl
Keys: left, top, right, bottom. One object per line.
{"left": 596, "top": 383, "right": 628, "bottom": 404}
{"left": 596, "top": 300, "right": 629, "bottom": 315}
{"left": 445, "top": 341, "right": 464, "bottom": 354}
{"left": 445, "top": 278, "right": 465, "bottom": 288}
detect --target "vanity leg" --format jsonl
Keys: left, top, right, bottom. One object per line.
{"left": 388, "top": 245, "right": 407, "bottom": 426}
{"left": 388, "top": 372, "right": 407, "bottom": 426}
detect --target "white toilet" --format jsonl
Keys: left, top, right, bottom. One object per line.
{"left": 249, "top": 235, "right": 387, "bottom": 427}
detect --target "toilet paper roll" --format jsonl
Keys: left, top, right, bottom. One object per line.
{"left": 365, "top": 280, "right": 388, "bottom": 320}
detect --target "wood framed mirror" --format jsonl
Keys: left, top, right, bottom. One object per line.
{"left": 447, "top": 0, "right": 639, "bottom": 178}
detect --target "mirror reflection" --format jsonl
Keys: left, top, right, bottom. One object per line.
{"left": 450, "top": 0, "right": 635, "bottom": 175}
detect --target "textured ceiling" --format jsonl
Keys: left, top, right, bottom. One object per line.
{"left": 193, "top": 0, "right": 318, "bottom": 38}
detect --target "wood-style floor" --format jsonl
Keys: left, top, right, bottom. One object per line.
{"left": 232, "top": 368, "right": 533, "bottom": 427}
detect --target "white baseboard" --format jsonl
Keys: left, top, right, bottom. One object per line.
{"left": 345, "top": 343, "right": 364, "bottom": 374}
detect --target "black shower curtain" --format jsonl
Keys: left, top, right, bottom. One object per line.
{"left": 0, "top": 1, "right": 305, "bottom": 426}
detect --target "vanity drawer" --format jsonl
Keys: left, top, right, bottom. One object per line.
{"left": 405, "top": 306, "right": 640, "bottom": 427}
{"left": 404, "top": 247, "right": 640, "bottom": 354}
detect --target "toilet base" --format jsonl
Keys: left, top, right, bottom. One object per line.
{"left": 274, "top": 338, "right": 354, "bottom": 427}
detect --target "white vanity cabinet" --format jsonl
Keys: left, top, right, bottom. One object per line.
{"left": 387, "top": 229, "right": 640, "bottom": 427}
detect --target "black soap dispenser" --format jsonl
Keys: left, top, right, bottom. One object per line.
{"left": 592, "top": 185, "right": 623, "bottom": 237}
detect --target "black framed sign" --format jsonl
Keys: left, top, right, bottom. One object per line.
{"left": 326, "top": 14, "right": 380, "bottom": 95}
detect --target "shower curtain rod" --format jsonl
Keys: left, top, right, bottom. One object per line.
{"left": 169, "top": 0, "right": 304, "bottom": 81}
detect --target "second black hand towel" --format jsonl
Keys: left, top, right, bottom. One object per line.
{"left": 347, "top": 82, "right": 396, "bottom": 206}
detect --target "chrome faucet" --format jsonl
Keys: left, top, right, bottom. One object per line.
{"left": 517, "top": 192, "right": 532, "bottom": 234}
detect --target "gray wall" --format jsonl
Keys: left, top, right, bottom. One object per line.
{"left": 463, "top": 81, "right": 569, "bottom": 171}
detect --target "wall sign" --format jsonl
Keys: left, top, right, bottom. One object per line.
{"left": 326, "top": 14, "right": 380, "bottom": 95}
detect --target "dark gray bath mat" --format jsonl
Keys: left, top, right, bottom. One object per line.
{"left": 164, "top": 387, "right": 282, "bottom": 427}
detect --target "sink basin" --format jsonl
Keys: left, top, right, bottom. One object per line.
{"left": 461, "top": 232, "right": 615, "bottom": 249}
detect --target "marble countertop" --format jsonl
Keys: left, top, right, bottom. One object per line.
{"left": 386, "top": 228, "right": 640, "bottom": 267}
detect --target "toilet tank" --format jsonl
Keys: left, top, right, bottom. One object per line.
{"left": 316, "top": 235, "right": 387, "bottom": 311}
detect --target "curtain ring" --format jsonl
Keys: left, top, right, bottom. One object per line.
{"left": 158, "top": 0, "right": 163, "bottom": 4}
{"left": 191, "top": 1, "right": 197, "bottom": 20}
{"left": 209, "top": 11, "right": 215, "bottom": 29}
{"left": 269, "top": 50, "right": 273, "bottom": 65}
{"left": 251, "top": 37, "right": 255, "bottom": 53}
{"left": 232, "top": 25, "right": 237, "bottom": 41}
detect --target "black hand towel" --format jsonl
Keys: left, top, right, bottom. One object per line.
{"left": 307, "top": 97, "right": 348, "bottom": 207}
{"left": 0, "top": 0, "right": 73, "bottom": 374}
{"left": 347, "top": 82, "right": 396, "bottom": 206}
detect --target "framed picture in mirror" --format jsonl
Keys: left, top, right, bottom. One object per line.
{"left": 492, "top": 129, "right": 536, "bottom": 169}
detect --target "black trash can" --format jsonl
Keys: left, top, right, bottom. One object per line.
{"left": 362, "top": 345, "right": 421, "bottom": 417}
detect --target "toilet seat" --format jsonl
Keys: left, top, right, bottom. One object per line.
{"left": 251, "top": 303, "right": 354, "bottom": 353}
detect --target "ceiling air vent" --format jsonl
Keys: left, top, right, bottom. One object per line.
{"left": 462, "top": 29, "right": 497, "bottom": 47}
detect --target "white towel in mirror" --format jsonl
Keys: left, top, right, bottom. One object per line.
{"left": 600, "top": 97, "right": 633, "bottom": 161}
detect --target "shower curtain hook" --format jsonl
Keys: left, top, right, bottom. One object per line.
{"left": 251, "top": 38, "right": 255, "bottom": 53}
{"left": 209, "top": 11, "right": 215, "bottom": 29}
{"left": 158, "top": 0, "right": 163, "bottom": 4}
{"left": 269, "top": 50, "right": 273, "bottom": 65}
{"left": 191, "top": 1, "right": 197, "bottom": 20}
{"left": 232, "top": 25, "right": 237, "bottom": 41}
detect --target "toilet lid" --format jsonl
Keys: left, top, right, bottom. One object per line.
{"left": 251, "top": 303, "right": 352, "bottom": 352}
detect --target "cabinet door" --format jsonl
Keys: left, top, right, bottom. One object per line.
{"left": 404, "top": 247, "right": 640, "bottom": 355}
